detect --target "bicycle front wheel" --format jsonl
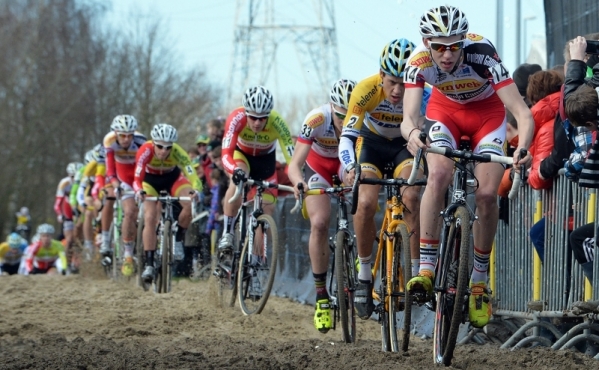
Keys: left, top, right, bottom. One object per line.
{"left": 335, "top": 230, "right": 357, "bottom": 343}
{"left": 433, "top": 206, "right": 471, "bottom": 366}
{"left": 389, "top": 223, "right": 412, "bottom": 352}
{"left": 160, "top": 220, "right": 172, "bottom": 293}
{"left": 238, "top": 214, "right": 278, "bottom": 315}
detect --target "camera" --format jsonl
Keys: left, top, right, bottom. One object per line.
{"left": 585, "top": 40, "right": 599, "bottom": 54}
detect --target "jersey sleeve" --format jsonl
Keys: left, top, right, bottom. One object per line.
{"left": 25, "top": 242, "right": 40, "bottom": 272}
{"left": 0, "top": 243, "right": 8, "bottom": 259}
{"left": 341, "top": 75, "right": 379, "bottom": 140}
{"left": 270, "top": 111, "right": 294, "bottom": 164}
{"left": 221, "top": 108, "right": 245, "bottom": 174}
{"left": 134, "top": 142, "right": 153, "bottom": 192}
{"left": 297, "top": 108, "right": 325, "bottom": 145}
{"left": 173, "top": 144, "right": 203, "bottom": 192}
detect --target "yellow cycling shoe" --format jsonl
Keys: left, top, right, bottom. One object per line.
{"left": 314, "top": 298, "right": 332, "bottom": 334}
{"left": 406, "top": 270, "right": 434, "bottom": 294}
{"left": 121, "top": 256, "right": 135, "bottom": 277}
{"left": 469, "top": 281, "right": 492, "bottom": 328}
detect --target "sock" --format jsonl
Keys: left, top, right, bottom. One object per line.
{"left": 145, "top": 250, "right": 155, "bottom": 267}
{"left": 419, "top": 239, "right": 439, "bottom": 276}
{"left": 101, "top": 231, "right": 110, "bottom": 245}
{"left": 471, "top": 246, "right": 491, "bottom": 283}
{"left": 223, "top": 216, "right": 231, "bottom": 234}
{"left": 124, "top": 241, "right": 134, "bottom": 257}
{"left": 84, "top": 240, "right": 93, "bottom": 250}
{"left": 358, "top": 255, "right": 372, "bottom": 282}
{"left": 313, "top": 272, "right": 328, "bottom": 300}
{"left": 411, "top": 259, "right": 420, "bottom": 277}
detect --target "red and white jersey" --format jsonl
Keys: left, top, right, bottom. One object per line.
{"left": 404, "top": 33, "right": 513, "bottom": 104}
{"left": 104, "top": 131, "right": 147, "bottom": 185}
{"left": 297, "top": 104, "right": 339, "bottom": 158}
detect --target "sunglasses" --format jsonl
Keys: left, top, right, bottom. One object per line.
{"left": 246, "top": 113, "right": 269, "bottom": 121}
{"left": 117, "top": 133, "right": 134, "bottom": 139}
{"left": 155, "top": 143, "right": 173, "bottom": 150}
{"left": 332, "top": 106, "right": 346, "bottom": 120}
{"left": 429, "top": 40, "right": 464, "bottom": 53}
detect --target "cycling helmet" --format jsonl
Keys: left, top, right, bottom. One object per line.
{"left": 73, "top": 162, "right": 84, "bottom": 172}
{"left": 151, "top": 123, "right": 178, "bottom": 143}
{"left": 110, "top": 114, "right": 138, "bottom": 133}
{"left": 37, "top": 223, "right": 55, "bottom": 235}
{"left": 419, "top": 5, "right": 469, "bottom": 38}
{"left": 92, "top": 143, "right": 105, "bottom": 162}
{"left": 195, "top": 134, "right": 210, "bottom": 145}
{"left": 380, "top": 39, "right": 416, "bottom": 77}
{"left": 7, "top": 233, "right": 22, "bottom": 248}
{"left": 242, "top": 86, "right": 274, "bottom": 114}
{"left": 84, "top": 149, "right": 95, "bottom": 165}
{"left": 66, "top": 162, "right": 78, "bottom": 176}
{"left": 18, "top": 207, "right": 29, "bottom": 217}
{"left": 329, "top": 79, "right": 356, "bottom": 109}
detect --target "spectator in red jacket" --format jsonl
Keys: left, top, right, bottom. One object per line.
{"left": 526, "top": 69, "right": 564, "bottom": 190}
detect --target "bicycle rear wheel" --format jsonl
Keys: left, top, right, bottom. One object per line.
{"left": 238, "top": 214, "right": 278, "bottom": 315}
{"left": 389, "top": 223, "right": 412, "bottom": 352}
{"left": 433, "top": 206, "right": 470, "bottom": 365}
{"left": 335, "top": 230, "right": 357, "bottom": 343}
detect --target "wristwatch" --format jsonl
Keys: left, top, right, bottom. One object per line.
{"left": 344, "top": 162, "right": 356, "bottom": 174}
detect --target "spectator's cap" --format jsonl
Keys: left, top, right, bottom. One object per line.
{"left": 207, "top": 139, "right": 221, "bottom": 152}
{"left": 192, "top": 156, "right": 200, "bottom": 168}
{"left": 513, "top": 63, "right": 542, "bottom": 96}
{"left": 195, "top": 134, "right": 210, "bottom": 145}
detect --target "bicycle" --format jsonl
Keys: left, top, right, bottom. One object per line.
{"left": 136, "top": 190, "right": 194, "bottom": 294}
{"left": 351, "top": 164, "right": 426, "bottom": 352}
{"left": 213, "top": 173, "right": 294, "bottom": 315}
{"left": 103, "top": 189, "right": 136, "bottom": 280}
{"left": 294, "top": 177, "right": 358, "bottom": 343}
{"left": 409, "top": 138, "right": 524, "bottom": 365}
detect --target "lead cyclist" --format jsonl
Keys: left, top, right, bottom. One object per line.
{"left": 402, "top": 5, "right": 533, "bottom": 328}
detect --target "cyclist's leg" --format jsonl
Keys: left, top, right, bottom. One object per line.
{"left": 393, "top": 156, "right": 422, "bottom": 277}
{"left": 120, "top": 183, "right": 138, "bottom": 257}
{"left": 304, "top": 161, "right": 335, "bottom": 333}
{"left": 141, "top": 181, "right": 161, "bottom": 280}
{"left": 219, "top": 150, "right": 249, "bottom": 249}
{"left": 173, "top": 177, "right": 194, "bottom": 261}
{"left": 100, "top": 187, "right": 115, "bottom": 255}
{"left": 408, "top": 117, "right": 456, "bottom": 293}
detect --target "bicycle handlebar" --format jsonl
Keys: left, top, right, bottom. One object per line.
{"left": 229, "top": 177, "right": 300, "bottom": 214}
{"left": 144, "top": 195, "right": 197, "bottom": 220}
{"left": 291, "top": 183, "right": 353, "bottom": 215}
{"left": 407, "top": 131, "right": 428, "bottom": 185}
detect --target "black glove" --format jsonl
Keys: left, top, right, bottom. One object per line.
{"left": 232, "top": 168, "right": 246, "bottom": 185}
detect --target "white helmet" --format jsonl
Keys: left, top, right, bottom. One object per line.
{"left": 419, "top": 5, "right": 469, "bottom": 38}
{"left": 37, "top": 223, "right": 55, "bottom": 235}
{"left": 329, "top": 79, "right": 356, "bottom": 110}
{"left": 73, "top": 162, "right": 84, "bottom": 172}
{"left": 111, "top": 115, "right": 138, "bottom": 133}
{"left": 242, "top": 86, "right": 274, "bottom": 114}
{"left": 18, "top": 207, "right": 29, "bottom": 217}
{"left": 66, "top": 162, "right": 78, "bottom": 176}
{"left": 151, "top": 123, "right": 178, "bottom": 143}
{"left": 84, "top": 149, "right": 95, "bottom": 165}
{"left": 92, "top": 143, "right": 105, "bottom": 162}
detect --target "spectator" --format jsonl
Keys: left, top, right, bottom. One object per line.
{"left": 14, "top": 206, "right": 31, "bottom": 243}
{"left": 187, "top": 145, "right": 199, "bottom": 162}
{"left": 206, "top": 117, "right": 224, "bottom": 147}
{"left": 512, "top": 63, "right": 542, "bottom": 107}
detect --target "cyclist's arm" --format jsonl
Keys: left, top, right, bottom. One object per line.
{"left": 105, "top": 147, "right": 117, "bottom": 185}
{"left": 53, "top": 179, "right": 66, "bottom": 216}
{"left": 338, "top": 87, "right": 369, "bottom": 171}
{"left": 53, "top": 241, "right": 68, "bottom": 272}
{"left": 173, "top": 144, "right": 203, "bottom": 192}
{"left": 25, "top": 242, "right": 40, "bottom": 272}
{"left": 0, "top": 243, "right": 8, "bottom": 259}
{"left": 133, "top": 143, "right": 153, "bottom": 192}
{"left": 288, "top": 141, "right": 311, "bottom": 187}
{"left": 497, "top": 84, "right": 534, "bottom": 152}
{"left": 400, "top": 85, "right": 426, "bottom": 155}
{"left": 221, "top": 109, "right": 244, "bottom": 174}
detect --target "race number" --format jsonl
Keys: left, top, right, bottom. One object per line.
{"left": 489, "top": 63, "right": 510, "bottom": 84}
{"left": 403, "top": 65, "right": 419, "bottom": 84}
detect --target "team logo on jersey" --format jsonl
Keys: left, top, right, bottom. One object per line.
{"left": 453, "top": 66, "right": 471, "bottom": 77}
{"left": 409, "top": 51, "right": 433, "bottom": 69}
{"left": 356, "top": 86, "right": 378, "bottom": 108}
{"left": 306, "top": 113, "right": 325, "bottom": 128}
{"left": 467, "top": 33, "right": 483, "bottom": 42}
{"left": 353, "top": 106, "right": 363, "bottom": 114}
{"left": 436, "top": 79, "right": 482, "bottom": 93}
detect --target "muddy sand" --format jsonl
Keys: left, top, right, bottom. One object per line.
{"left": 0, "top": 265, "right": 596, "bottom": 370}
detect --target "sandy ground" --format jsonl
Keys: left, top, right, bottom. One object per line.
{"left": 0, "top": 264, "right": 597, "bottom": 370}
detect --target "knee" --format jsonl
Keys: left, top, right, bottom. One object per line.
{"left": 310, "top": 216, "right": 329, "bottom": 235}
{"left": 475, "top": 191, "right": 496, "bottom": 209}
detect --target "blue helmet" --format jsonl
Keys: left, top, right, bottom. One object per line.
{"left": 7, "top": 233, "right": 23, "bottom": 248}
{"left": 380, "top": 38, "right": 416, "bottom": 77}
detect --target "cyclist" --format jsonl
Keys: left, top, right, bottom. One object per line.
{"left": 288, "top": 78, "right": 356, "bottom": 333}
{"left": 14, "top": 207, "right": 32, "bottom": 243}
{"left": 54, "top": 162, "right": 79, "bottom": 271}
{"left": 71, "top": 151, "right": 94, "bottom": 258}
{"left": 134, "top": 123, "right": 202, "bottom": 283}
{"left": 338, "top": 39, "right": 430, "bottom": 320}
{"left": 217, "top": 86, "right": 294, "bottom": 251}
{"left": 0, "top": 233, "right": 27, "bottom": 275}
{"left": 80, "top": 144, "right": 106, "bottom": 269}
{"left": 102, "top": 115, "right": 147, "bottom": 276}
{"left": 25, "top": 224, "right": 68, "bottom": 275}
{"left": 402, "top": 5, "right": 533, "bottom": 328}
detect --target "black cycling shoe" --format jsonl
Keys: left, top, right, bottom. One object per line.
{"left": 354, "top": 280, "right": 375, "bottom": 320}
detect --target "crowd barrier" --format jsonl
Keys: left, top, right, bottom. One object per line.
{"left": 268, "top": 173, "right": 599, "bottom": 356}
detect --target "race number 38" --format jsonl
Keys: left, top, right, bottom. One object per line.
{"left": 489, "top": 63, "right": 510, "bottom": 84}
